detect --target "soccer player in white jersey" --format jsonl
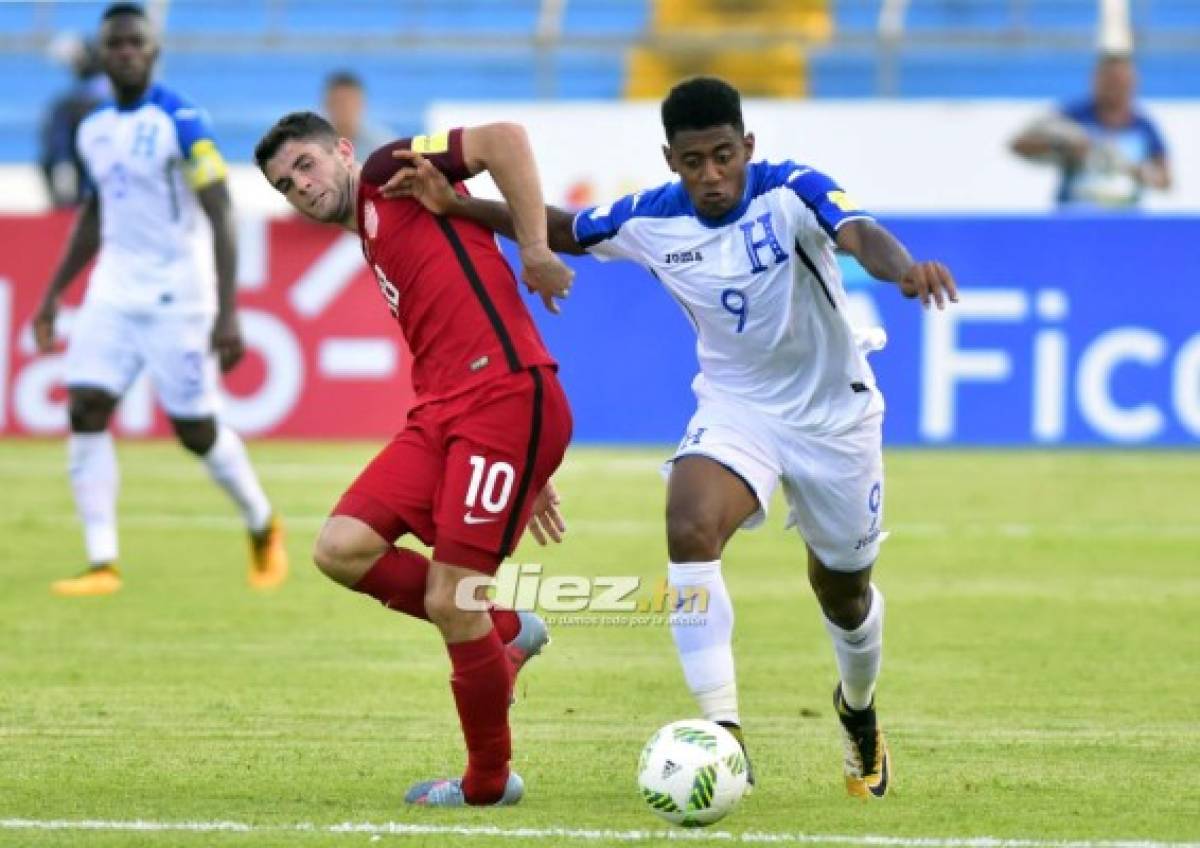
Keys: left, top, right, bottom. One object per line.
{"left": 386, "top": 77, "right": 957, "bottom": 799}
{"left": 32, "top": 3, "right": 288, "bottom": 596}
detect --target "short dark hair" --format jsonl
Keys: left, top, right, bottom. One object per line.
{"left": 661, "top": 76, "right": 744, "bottom": 142}
{"left": 254, "top": 111, "right": 338, "bottom": 171}
{"left": 101, "top": 3, "right": 147, "bottom": 21}
{"left": 325, "top": 70, "right": 364, "bottom": 91}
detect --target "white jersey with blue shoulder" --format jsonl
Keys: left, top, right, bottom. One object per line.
{"left": 76, "top": 83, "right": 229, "bottom": 314}
{"left": 574, "top": 160, "right": 882, "bottom": 432}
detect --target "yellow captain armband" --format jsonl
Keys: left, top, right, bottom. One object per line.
{"left": 827, "top": 190, "right": 862, "bottom": 213}
{"left": 410, "top": 131, "right": 450, "bottom": 155}
{"left": 185, "top": 138, "right": 228, "bottom": 189}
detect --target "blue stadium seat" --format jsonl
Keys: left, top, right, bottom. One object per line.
{"left": 164, "top": 3, "right": 272, "bottom": 34}
{"left": 833, "top": 0, "right": 884, "bottom": 34}
{"left": 562, "top": 0, "right": 649, "bottom": 36}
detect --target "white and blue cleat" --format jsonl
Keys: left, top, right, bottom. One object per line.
{"left": 507, "top": 610, "right": 550, "bottom": 674}
{"left": 506, "top": 610, "right": 550, "bottom": 705}
{"left": 404, "top": 771, "right": 525, "bottom": 807}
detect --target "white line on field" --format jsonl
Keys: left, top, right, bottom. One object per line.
{"left": 4, "top": 513, "right": 1200, "bottom": 541}
{"left": 0, "top": 819, "right": 1195, "bottom": 848}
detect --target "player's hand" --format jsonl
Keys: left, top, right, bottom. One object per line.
{"left": 519, "top": 243, "right": 573, "bottom": 316}
{"left": 525, "top": 480, "right": 566, "bottom": 546}
{"left": 382, "top": 149, "right": 458, "bottom": 215}
{"left": 210, "top": 312, "right": 245, "bottom": 372}
{"left": 900, "top": 260, "right": 958, "bottom": 310}
{"left": 33, "top": 299, "right": 58, "bottom": 353}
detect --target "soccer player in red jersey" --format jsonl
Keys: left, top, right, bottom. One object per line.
{"left": 254, "top": 113, "right": 574, "bottom": 807}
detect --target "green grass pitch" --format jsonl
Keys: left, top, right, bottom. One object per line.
{"left": 1, "top": 440, "right": 1197, "bottom": 847}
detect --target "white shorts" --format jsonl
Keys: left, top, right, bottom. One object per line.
{"left": 667, "top": 398, "right": 886, "bottom": 572}
{"left": 64, "top": 300, "right": 221, "bottom": 419}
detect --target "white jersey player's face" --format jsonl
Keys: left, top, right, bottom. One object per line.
{"left": 664, "top": 125, "right": 755, "bottom": 220}
{"left": 98, "top": 12, "right": 157, "bottom": 96}
{"left": 263, "top": 136, "right": 358, "bottom": 227}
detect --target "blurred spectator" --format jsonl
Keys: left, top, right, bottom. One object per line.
{"left": 322, "top": 70, "right": 394, "bottom": 156}
{"left": 1010, "top": 54, "right": 1171, "bottom": 209}
{"left": 39, "top": 33, "right": 110, "bottom": 208}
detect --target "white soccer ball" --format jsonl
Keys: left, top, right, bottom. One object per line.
{"left": 636, "top": 719, "right": 749, "bottom": 827}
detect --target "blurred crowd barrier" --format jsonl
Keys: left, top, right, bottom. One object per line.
{"left": 1, "top": 213, "right": 1196, "bottom": 445}
{"left": 426, "top": 100, "right": 1200, "bottom": 212}
{"left": 1, "top": 100, "right": 1198, "bottom": 213}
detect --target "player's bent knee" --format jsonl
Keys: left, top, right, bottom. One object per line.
{"left": 171, "top": 417, "right": 217, "bottom": 456}
{"left": 665, "top": 510, "right": 726, "bottom": 561}
{"left": 312, "top": 521, "right": 382, "bottom": 586}
{"left": 809, "top": 557, "right": 874, "bottom": 629}
{"left": 422, "top": 584, "right": 465, "bottom": 627}
{"left": 67, "top": 389, "right": 117, "bottom": 433}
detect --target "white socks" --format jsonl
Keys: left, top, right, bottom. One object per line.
{"left": 824, "top": 584, "right": 885, "bottom": 710}
{"left": 202, "top": 425, "right": 272, "bottom": 534}
{"left": 68, "top": 432, "right": 119, "bottom": 565}
{"left": 668, "top": 560, "right": 740, "bottom": 725}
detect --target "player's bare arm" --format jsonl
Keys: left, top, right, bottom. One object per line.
{"left": 33, "top": 193, "right": 101, "bottom": 353}
{"left": 385, "top": 154, "right": 587, "bottom": 261}
{"left": 197, "top": 180, "right": 244, "bottom": 372}
{"left": 387, "top": 123, "right": 573, "bottom": 307}
{"left": 1010, "top": 118, "right": 1090, "bottom": 166}
{"left": 836, "top": 219, "right": 958, "bottom": 310}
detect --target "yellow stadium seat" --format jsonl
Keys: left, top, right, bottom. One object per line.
{"left": 625, "top": 42, "right": 807, "bottom": 99}
{"left": 651, "top": 0, "right": 831, "bottom": 41}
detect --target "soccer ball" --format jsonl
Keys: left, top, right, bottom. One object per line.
{"left": 636, "top": 719, "right": 749, "bottom": 827}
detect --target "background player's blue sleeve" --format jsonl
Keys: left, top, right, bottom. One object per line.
{"left": 784, "top": 165, "right": 873, "bottom": 240}
{"left": 171, "top": 102, "right": 227, "bottom": 189}
{"left": 172, "top": 103, "right": 217, "bottom": 152}
{"left": 1141, "top": 116, "right": 1167, "bottom": 158}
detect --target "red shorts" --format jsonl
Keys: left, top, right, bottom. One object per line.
{"left": 333, "top": 367, "right": 572, "bottom": 574}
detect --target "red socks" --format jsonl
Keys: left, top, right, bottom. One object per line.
{"left": 353, "top": 549, "right": 519, "bottom": 804}
{"left": 352, "top": 547, "right": 430, "bottom": 619}
{"left": 448, "top": 628, "right": 513, "bottom": 804}
{"left": 351, "top": 548, "right": 521, "bottom": 641}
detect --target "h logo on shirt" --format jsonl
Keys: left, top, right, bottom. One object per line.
{"left": 739, "top": 212, "right": 787, "bottom": 274}
{"left": 130, "top": 122, "right": 159, "bottom": 159}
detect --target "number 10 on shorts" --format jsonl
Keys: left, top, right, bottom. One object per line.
{"left": 465, "top": 455, "right": 515, "bottom": 514}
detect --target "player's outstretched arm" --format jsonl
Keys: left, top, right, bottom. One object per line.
{"left": 1010, "top": 115, "right": 1089, "bottom": 166}
{"left": 33, "top": 193, "right": 100, "bottom": 353}
{"left": 385, "top": 153, "right": 586, "bottom": 256}
{"left": 197, "top": 180, "right": 244, "bottom": 372}
{"left": 836, "top": 219, "right": 958, "bottom": 310}
{"left": 456, "top": 123, "right": 576, "bottom": 304}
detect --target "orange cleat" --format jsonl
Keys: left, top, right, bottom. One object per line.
{"left": 51, "top": 564, "right": 122, "bottom": 597}
{"left": 248, "top": 515, "right": 289, "bottom": 590}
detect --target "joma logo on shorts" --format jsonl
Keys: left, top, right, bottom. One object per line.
{"left": 854, "top": 527, "right": 881, "bottom": 551}
{"left": 664, "top": 250, "right": 703, "bottom": 265}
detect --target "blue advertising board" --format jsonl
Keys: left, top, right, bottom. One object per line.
{"left": 514, "top": 215, "right": 1199, "bottom": 446}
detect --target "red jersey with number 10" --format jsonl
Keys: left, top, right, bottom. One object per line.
{"left": 355, "top": 128, "right": 556, "bottom": 405}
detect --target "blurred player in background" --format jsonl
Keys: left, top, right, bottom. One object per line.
{"left": 322, "top": 70, "right": 394, "bottom": 157}
{"left": 39, "top": 33, "right": 109, "bottom": 208}
{"left": 389, "top": 76, "right": 958, "bottom": 800}
{"left": 32, "top": 3, "right": 287, "bottom": 596}
{"left": 255, "top": 113, "right": 573, "bottom": 807}
{"left": 1011, "top": 53, "right": 1171, "bottom": 208}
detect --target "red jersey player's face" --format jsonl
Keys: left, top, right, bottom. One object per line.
{"left": 263, "top": 137, "right": 357, "bottom": 226}
{"left": 664, "top": 125, "right": 755, "bottom": 220}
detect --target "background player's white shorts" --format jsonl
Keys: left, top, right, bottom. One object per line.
{"left": 667, "top": 397, "right": 886, "bottom": 572}
{"left": 64, "top": 300, "right": 222, "bottom": 418}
